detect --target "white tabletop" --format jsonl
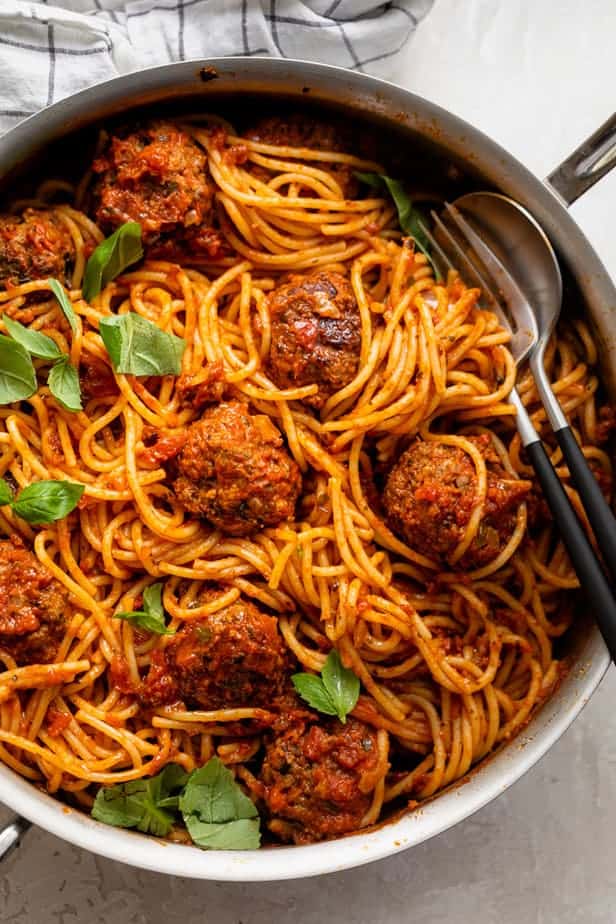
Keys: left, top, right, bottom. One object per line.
{"left": 2, "top": 1, "right": 615, "bottom": 920}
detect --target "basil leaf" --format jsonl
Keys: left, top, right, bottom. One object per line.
{"left": 82, "top": 222, "right": 144, "bottom": 302}
{"left": 355, "top": 171, "right": 441, "bottom": 280}
{"left": 291, "top": 672, "right": 338, "bottom": 717}
{"left": 354, "top": 170, "right": 385, "bottom": 190}
{"left": 114, "top": 582, "right": 174, "bottom": 636}
{"left": 92, "top": 763, "right": 188, "bottom": 836}
{"left": 143, "top": 582, "right": 164, "bottom": 619}
{"left": 2, "top": 315, "right": 62, "bottom": 361}
{"left": 292, "top": 651, "right": 360, "bottom": 722}
{"left": 12, "top": 480, "right": 84, "bottom": 524}
{"left": 184, "top": 817, "right": 261, "bottom": 851}
{"left": 48, "top": 278, "right": 78, "bottom": 335}
{"left": 0, "top": 335, "right": 37, "bottom": 404}
{"left": 321, "top": 650, "right": 360, "bottom": 724}
{"left": 0, "top": 480, "right": 13, "bottom": 505}
{"left": 179, "top": 757, "right": 261, "bottom": 851}
{"left": 99, "top": 313, "right": 185, "bottom": 377}
{"left": 48, "top": 357, "right": 83, "bottom": 412}
{"left": 379, "top": 177, "right": 432, "bottom": 253}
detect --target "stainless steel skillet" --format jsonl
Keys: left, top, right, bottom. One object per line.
{"left": 0, "top": 59, "right": 614, "bottom": 880}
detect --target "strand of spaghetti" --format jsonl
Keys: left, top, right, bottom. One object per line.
{"left": 0, "top": 661, "right": 90, "bottom": 703}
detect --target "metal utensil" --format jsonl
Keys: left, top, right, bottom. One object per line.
{"left": 423, "top": 201, "right": 616, "bottom": 661}
{"left": 0, "top": 816, "right": 30, "bottom": 861}
{"left": 451, "top": 192, "right": 616, "bottom": 586}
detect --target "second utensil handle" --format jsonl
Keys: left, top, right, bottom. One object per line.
{"left": 555, "top": 425, "right": 616, "bottom": 583}
{"left": 526, "top": 439, "right": 616, "bottom": 660}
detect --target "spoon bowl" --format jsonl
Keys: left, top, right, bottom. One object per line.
{"left": 453, "top": 191, "right": 564, "bottom": 367}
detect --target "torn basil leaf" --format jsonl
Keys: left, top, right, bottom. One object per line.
{"left": 91, "top": 764, "right": 188, "bottom": 836}
{"left": 179, "top": 757, "right": 261, "bottom": 850}
{"left": 292, "top": 649, "right": 360, "bottom": 723}
{"left": 11, "top": 480, "right": 85, "bottom": 524}
{"left": 82, "top": 221, "right": 144, "bottom": 302}
{"left": 0, "top": 480, "right": 13, "bottom": 506}
{"left": 99, "top": 312, "right": 185, "bottom": 377}
{"left": 354, "top": 171, "right": 441, "bottom": 279}
{"left": 0, "top": 335, "right": 37, "bottom": 404}
{"left": 114, "top": 582, "right": 174, "bottom": 635}
{"left": 48, "top": 278, "right": 78, "bottom": 334}
{"left": 47, "top": 356, "right": 83, "bottom": 412}
{"left": 2, "top": 315, "right": 62, "bottom": 361}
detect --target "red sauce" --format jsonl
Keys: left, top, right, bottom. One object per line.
{"left": 46, "top": 706, "right": 71, "bottom": 737}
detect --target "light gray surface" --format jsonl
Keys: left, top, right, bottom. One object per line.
{"left": 3, "top": 1, "right": 616, "bottom": 920}
{"left": 1, "top": 667, "right": 614, "bottom": 923}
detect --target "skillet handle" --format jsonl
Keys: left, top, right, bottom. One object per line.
{"left": 546, "top": 112, "right": 616, "bottom": 205}
{"left": 0, "top": 816, "right": 31, "bottom": 861}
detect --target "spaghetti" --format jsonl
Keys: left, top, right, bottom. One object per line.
{"left": 0, "top": 115, "right": 612, "bottom": 845}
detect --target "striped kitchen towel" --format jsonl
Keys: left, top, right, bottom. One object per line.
{"left": 0, "top": 0, "right": 434, "bottom": 135}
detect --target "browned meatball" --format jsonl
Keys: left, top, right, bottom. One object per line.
{"left": 244, "top": 115, "right": 360, "bottom": 198}
{"left": 0, "top": 209, "right": 74, "bottom": 288}
{"left": 92, "top": 121, "right": 225, "bottom": 260}
{"left": 268, "top": 271, "right": 361, "bottom": 409}
{"left": 0, "top": 535, "right": 68, "bottom": 664}
{"left": 260, "top": 714, "right": 379, "bottom": 844}
{"left": 173, "top": 401, "right": 301, "bottom": 535}
{"left": 140, "top": 594, "right": 287, "bottom": 709}
{"left": 383, "top": 435, "right": 532, "bottom": 570}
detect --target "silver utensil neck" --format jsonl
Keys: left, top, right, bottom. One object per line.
{"left": 508, "top": 387, "right": 542, "bottom": 448}
{"left": 529, "top": 348, "right": 570, "bottom": 432}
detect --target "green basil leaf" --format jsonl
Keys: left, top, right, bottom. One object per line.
{"left": 0, "top": 335, "right": 37, "bottom": 404}
{"left": 142, "top": 582, "right": 164, "bottom": 620}
{"left": 353, "top": 170, "right": 385, "bottom": 190}
{"left": 48, "top": 278, "right": 78, "bottom": 335}
{"left": 183, "top": 817, "right": 261, "bottom": 851}
{"left": 291, "top": 672, "right": 338, "bottom": 717}
{"left": 113, "top": 610, "right": 174, "bottom": 635}
{"left": 179, "top": 757, "right": 261, "bottom": 851}
{"left": 82, "top": 222, "right": 144, "bottom": 302}
{"left": 155, "top": 763, "right": 189, "bottom": 799}
{"left": 321, "top": 649, "right": 360, "bottom": 724}
{"left": 99, "top": 312, "right": 185, "bottom": 377}
{"left": 354, "top": 171, "right": 441, "bottom": 280}
{"left": 12, "top": 479, "right": 84, "bottom": 524}
{"left": 114, "top": 582, "right": 174, "bottom": 635}
{"left": 91, "top": 782, "right": 155, "bottom": 830}
{"left": 47, "top": 357, "right": 83, "bottom": 412}
{"left": 0, "top": 480, "right": 13, "bottom": 505}
{"left": 2, "top": 315, "right": 62, "bottom": 361}
{"left": 92, "top": 763, "right": 188, "bottom": 836}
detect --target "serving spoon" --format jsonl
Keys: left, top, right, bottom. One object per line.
{"left": 421, "top": 194, "right": 616, "bottom": 661}
{"left": 453, "top": 192, "right": 616, "bottom": 582}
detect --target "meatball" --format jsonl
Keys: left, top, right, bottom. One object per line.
{"left": 0, "top": 209, "right": 74, "bottom": 288}
{"left": 383, "top": 435, "right": 531, "bottom": 569}
{"left": 244, "top": 115, "right": 360, "bottom": 198}
{"left": 173, "top": 401, "right": 301, "bottom": 535}
{"left": 260, "top": 715, "right": 379, "bottom": 844}
{"left": 268, "top": 271, "right": 361, "bottom": 409}
{"left": 92, "top": 121, "right": 224, "bottom": 260}
{"left": 140, "top": 594, "right": 287, "bottom": 709}
{"left": 0, "top": 535, "right": 68, "bottom": 664}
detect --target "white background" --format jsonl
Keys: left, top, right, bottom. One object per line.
{"left": 2, "top": 1, "right": 616, "bottom": 920}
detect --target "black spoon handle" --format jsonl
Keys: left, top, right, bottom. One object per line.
{"left": 526, "top": 438, "right": 616, "bottom": 661}
{"left": 554, "top": 425, "right": 616, "bottom": 584}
